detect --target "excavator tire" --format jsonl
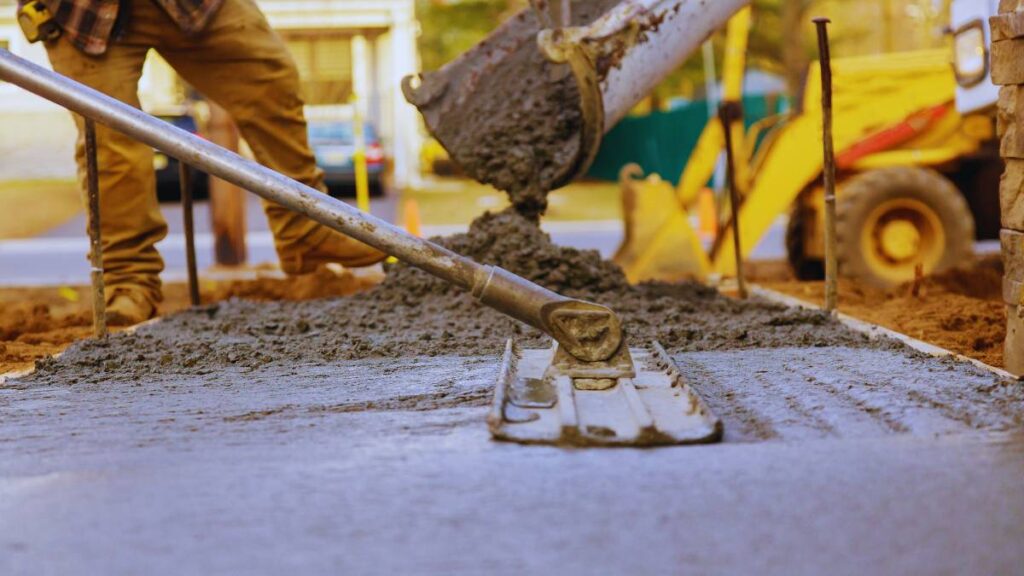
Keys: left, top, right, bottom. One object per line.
{"left": 836, "top": 167, "right": 975, "bottom": 288}
{"left": 785, "top": 200, "right": 825, "bottom": 281}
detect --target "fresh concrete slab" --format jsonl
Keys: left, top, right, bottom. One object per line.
{"left": 1, "top": 349, "right": 1022, "bottom": 575}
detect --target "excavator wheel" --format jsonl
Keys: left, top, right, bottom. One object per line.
{"left": 785, "top": 200, "right": 825, "bottom": 281}
{"left": 836, "top": 167, "right": 975, "bottom": 288}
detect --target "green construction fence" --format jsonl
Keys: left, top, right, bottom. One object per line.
{"left": 587, "top": 94, "right": 789, "bottom": 186}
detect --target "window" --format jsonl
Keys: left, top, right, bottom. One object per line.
{"left": 953, "top": 20, "right": 988, "bottom": 88}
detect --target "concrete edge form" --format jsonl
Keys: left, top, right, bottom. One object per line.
{"left": 750, "top": 284, "right": 1023, "bottom": 382}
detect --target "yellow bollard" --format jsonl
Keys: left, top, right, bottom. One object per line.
{"left": 697, "top": 187, "right": 718, "bottom": 242}
{"left": 352, "top": 111, "right": 371, "bottom": 214}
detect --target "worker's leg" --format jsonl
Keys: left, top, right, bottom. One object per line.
{"left": 153, "top": 0, "right": 383, "bottom": 272}
{"left": 44, "top": 33, "right": 166, "bottom": 310}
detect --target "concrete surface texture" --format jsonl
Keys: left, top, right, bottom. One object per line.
{"left": 2, "top": 346, "right": 1023, "bottom": 575}
{"left": 3, "top": 205, "right": 1024, "bottom": 574}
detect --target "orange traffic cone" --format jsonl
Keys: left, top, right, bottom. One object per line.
{"left": 697, "top": 187, "right": 718, "bottom": 242}
{"left": 403, "top": 198, "right": 423, "bottom": 238}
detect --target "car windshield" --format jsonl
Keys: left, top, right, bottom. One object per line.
{"left": 308, "top": 122, "right": 376, "bottom": 144}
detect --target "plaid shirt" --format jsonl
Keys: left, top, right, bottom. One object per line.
{"left": 25, "top": 0, "right": 224, "bottom": 55}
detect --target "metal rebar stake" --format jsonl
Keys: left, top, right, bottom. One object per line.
{"left": 180, "top": 162, "right": 200, "bottom": 307}
{"left": 719, "top": 102, "right": 747, "bottom": 299}
{"left": 84, "top": 119, "right": 108, "bottom": 337}
{"left": 814, "top": 17, "right": 839, "bottom": 313}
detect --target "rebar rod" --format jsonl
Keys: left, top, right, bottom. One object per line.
{"left": 179, "top": 162, "right": 201, "bottom": 307}
{"left": 84, "top": 119, "right": 108, "bottom": 338}
{"left": 719, "top": 102, "right": 747, "bottom": 299}
{"left": 815, "top": 18, "right": 839, "bottom": 313}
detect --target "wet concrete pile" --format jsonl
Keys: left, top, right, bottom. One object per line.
{"left": 20, "top": 208, "right": 893, "bottom": 385}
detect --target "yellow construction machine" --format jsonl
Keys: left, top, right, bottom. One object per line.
{"left": 615, "top": 8, "right": 1000, "bottom": 288}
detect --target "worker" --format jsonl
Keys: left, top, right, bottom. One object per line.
{"left": 18, "top": 0, "right": 385, "bottom": 324}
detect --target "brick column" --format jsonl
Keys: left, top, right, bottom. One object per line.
{"left": 992, "top": 1, "right": 1024, "bottom": 374}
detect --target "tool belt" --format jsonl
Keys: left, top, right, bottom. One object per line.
{"left": 17, "top": 1, "right": 61, "bottom": 43}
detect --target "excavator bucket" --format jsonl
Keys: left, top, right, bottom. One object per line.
{"left": 489, "top": 340, "right": 722, "bottom": 447}
{"left": 613, "top": 164, "right": 711, "bottom": 284}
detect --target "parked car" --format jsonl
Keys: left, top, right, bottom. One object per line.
{"left": 308, "top": 120, "right": 387, "bottom": 196}
{"left": 154, "top": 114, "right": 210, "bottom": 203}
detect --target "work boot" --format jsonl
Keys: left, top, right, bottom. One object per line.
{"left": 106, "top": 288, "right": 158, "bottom": 327}
{"left": 279, "top": 230, "right": 387, "bottom": 276}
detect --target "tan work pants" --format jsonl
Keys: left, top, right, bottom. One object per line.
{"left": 46, "top": 0, "right": 334, "bottom": 305}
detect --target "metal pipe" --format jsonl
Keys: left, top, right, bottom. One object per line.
{"left": 0, "top": 49, "right": 622, "bottom": 362}
{"left": 568, "top": 0, "right": 752, "bottom": 131}
{"left": 84, "top": 119, "right": 108, "bottom": 338}
{"left": 814, "top": 18, "right": 839, "bottom": 313}
{"left": 533, "top": 0, "right": 751, "bottom": 185}
{"left": 179, "top": 162, "right": 201, "bottom": 307}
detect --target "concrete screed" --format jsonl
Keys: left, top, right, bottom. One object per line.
{"left": 2, "top": 210, "right": 1024, "bottom": 574}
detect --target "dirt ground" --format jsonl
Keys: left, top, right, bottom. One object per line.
{"left": 0, "top": 267, "right": 381, "bottom": 374}
{"left": 759, "top": 255, "right": 1007, "bottom": 369}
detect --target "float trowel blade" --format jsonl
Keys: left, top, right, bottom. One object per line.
{"left": 487, "top": 340, "right": 723, "bottom": 447}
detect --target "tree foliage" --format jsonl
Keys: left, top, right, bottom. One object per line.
{"left": 416, "top": 0, "right": 526, "bottom": 72}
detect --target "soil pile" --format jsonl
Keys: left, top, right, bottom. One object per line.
{"left": 407, "top": 0, "right": 620, "bottom": 216}
{"left": 764, "top": 256, "right": 1007, "bottom": 367}
{"left": 0, "top": 302, "right": 92, "bottom": 374}
{"left": 22, "top": 208, "right": 889, "bottom": 385}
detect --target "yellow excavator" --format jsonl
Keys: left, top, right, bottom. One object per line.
{"left": 614, "top": 7, "right": 1001, "bottom": 287}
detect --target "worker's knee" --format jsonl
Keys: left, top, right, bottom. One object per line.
{"left": 229, "top": 53, "right": 305, "bottom": 123}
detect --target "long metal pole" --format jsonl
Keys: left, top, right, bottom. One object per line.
{"left": 815, "top": 18, "right": 839, "bottom": 313}
{"left": 0, "top": 49, "right": 622, "bottom": 362}
{"left": 179, "top": 162, "right": 201, "bottom": 307}
{"left": 84, "top": 119, "right": 108, "bottom": 338}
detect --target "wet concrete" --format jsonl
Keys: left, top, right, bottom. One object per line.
{"left": 2, "top": 350, "right": 1023, "bottom": 574}
{"left": 19, "top": 210, "right": 896, "bottom": 385}
{"left": 4, "top": 209, "right": 1023, "bottom": 573}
